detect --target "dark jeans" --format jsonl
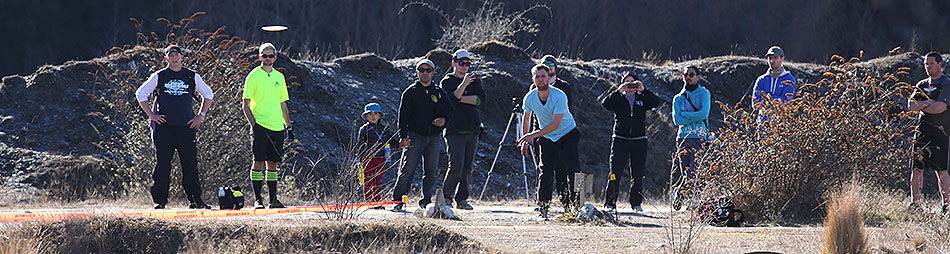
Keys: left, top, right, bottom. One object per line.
{"left": 674, "top": 138, "right": 704, "bottom": 200}
{"left": 443, "top": 133, "right": 477, "bottom": 203}
{"left": 537, "top": 129, "right": 580, "bottom": 205}
{"left": 150, "top": 124, "right": 204, "bottom": 204}
{"left": 604, "top": 138, "right": 648, "bottom": 207}
{"left": 393, "top": 132, "right": 443, "bottom": 207}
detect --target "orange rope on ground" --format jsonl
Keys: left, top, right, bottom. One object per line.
{"left": 0, "top": 201, "right": 400, "bottom": 223}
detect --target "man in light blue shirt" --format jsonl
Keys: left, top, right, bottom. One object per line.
{"left": 518, "top": 64, "right": 579, "bottom": 220}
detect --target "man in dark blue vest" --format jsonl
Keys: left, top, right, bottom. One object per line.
{"left": 135, "top": 45, "right": 215, "bottom": 209}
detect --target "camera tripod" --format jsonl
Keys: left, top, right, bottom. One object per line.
{"left": 478, "top": 97, "right": 538, "bottom": 201}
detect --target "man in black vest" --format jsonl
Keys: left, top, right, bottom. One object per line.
{"left": 135, "top": 45, "right": 214, "bottom": 209}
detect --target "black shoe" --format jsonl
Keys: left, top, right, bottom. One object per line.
{"left": 254, "top": 200, "right": 266, "bottom": 209}
{"left": 392, "top": 203, "right": 404, "bottom": 212}
{"left": 269, "top": 199, "right": 285, "bottom": 209}
{"left": 371, "top": 206, "right": 386, "bottom": 210}
{"left": 419, "top": 200, "right": 430, "bottom": 209}
{"left": 189, "top": 201, "right": 211, "bottom": 209}
{"left": 943, "top": 204, "right": 948, "bottom": 214}
{"left": 154, "top": 203, "right": 166, "bottom": 209}
{"left": 456, "top": 200, "right": 474, "bottom": 210}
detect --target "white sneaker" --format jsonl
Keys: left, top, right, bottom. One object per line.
{"left": 633, "top": 205, "right": 644, "bottom": 212}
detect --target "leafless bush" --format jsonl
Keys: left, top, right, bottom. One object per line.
{"left": 303, "top": 119, "right": 400, "bottom": 220}
{"left": 401, "top": 1, "right": 549, "bottom": 50}
{"left": 694, "top": 52, "right": 917, "bottom": 222}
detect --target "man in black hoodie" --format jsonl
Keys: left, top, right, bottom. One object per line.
{"left": 440, "top": 49, "right": 486, "bottom": 210}
{"left": 601, "top": 71, "right": 661, "bottom": 213}
{"left": 392, "top": 59, "right": 454, "bottom": 211}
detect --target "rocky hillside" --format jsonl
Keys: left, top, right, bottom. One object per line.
{"left": 0, "top": 42, "right": 932, "bottom": 205}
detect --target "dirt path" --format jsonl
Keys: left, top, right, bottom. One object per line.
{"left": 0, "top": 201, "right": 925, "bottom": 253}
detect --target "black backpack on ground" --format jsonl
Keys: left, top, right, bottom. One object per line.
{"left": 218, "top": 185, "right": 245, "bottom": 210}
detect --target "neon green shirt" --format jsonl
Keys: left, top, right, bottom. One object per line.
{"left": 243, "top": 66, "right": 289, "bottom": 131}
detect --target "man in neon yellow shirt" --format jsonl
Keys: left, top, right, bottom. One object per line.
{"left": 242, "top": 42, "right": 292, "bottom": 209}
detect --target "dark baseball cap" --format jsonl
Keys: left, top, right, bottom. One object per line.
{"left": 164, "top": 45, "right": 182, "bottom": 56}
{"left": 765, "top": 46, "right": 784, "bottom": 57}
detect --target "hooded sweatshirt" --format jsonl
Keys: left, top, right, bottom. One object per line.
{"left": 672, "top": 83, "right": 711, "bottom": 139}
{"left": 751, "top": 69, "right": 796, "bottom": 110}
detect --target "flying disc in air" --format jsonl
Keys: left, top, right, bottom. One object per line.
{"left": 261, "top": 25, "right": 288, "bottom": 32}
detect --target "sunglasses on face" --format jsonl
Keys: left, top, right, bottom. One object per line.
{"left": 544, "top": 62, "right": 556, "bottom": 67}
{"left": 417, "top": 67, "right": 434, "bottom": 73}
{"left": 685, "top": 72, "right": 697, "bottom": 77}
{"left": 261, "top": 54, "right": 276, "bottom": 59}
{"left": 456, "top": 61, "right": 472, "bottom": 67}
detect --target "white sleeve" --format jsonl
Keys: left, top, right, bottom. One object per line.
{"left": 135, "top": 72, "right": 159, "bottom": 102}
{"left": 194, "top": 73, "right": 214, "bottom": 100}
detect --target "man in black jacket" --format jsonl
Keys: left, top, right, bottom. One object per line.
{"left": 440, "top": 49, "right": 486, "bottom": 210}
{"left": 392, "top": 59, "right": 454, "bottom": 211}
{"left": 602, "top": 71, "right": 661, "bottom": 213}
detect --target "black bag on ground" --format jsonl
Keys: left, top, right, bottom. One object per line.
{"left": 696, "top": 195, "right": 745, "bottom": 227}
{"left": 218, "top": 185, "right": 245, "bottom": 210}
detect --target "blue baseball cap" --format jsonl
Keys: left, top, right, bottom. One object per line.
{"left": 362, "top": 103, "right": 383, "bottom": 116}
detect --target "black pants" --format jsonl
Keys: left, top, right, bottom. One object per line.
{"left": 150, "top": 124, "right": 203, "bottom": 204}
{"left": 537, "top": 129, "right": 580, "bottom": 204}
{"left": 675, "top": 138, "right": 705, "bottom": 200}
{"left": 604, "top": 138, "right": 648, "bottom": 207}
{"left": 443, "top": 133, "right": 477, "bottom": 203}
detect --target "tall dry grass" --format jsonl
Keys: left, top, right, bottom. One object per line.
{"left": 696, "top": 51, "right": 917, "bottom": 222}
{"left": 821, "top": 183, "right": 869, "bottom": 254}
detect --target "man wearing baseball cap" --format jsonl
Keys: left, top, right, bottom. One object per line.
{"left": 751, "top": 46, "right": 797, "bottom": 111}
{"left": 392, "top": 58, "right": 454, "bottom": 211}
{"left": 242, "top": 42, "right": 292, "bottom": 209}
{"left": 539, "top": 55, "right": 574, "bottom": 110}
{"left": 439, "top": 49, "right": 486, "bottom": 210}
{"left": 135, "top": 44, "right": 215, "bottom": 209}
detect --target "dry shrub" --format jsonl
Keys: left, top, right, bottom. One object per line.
{"left": 697, "top": 53, "right": 918, "bottom": 222}
{"left": 401, "top": 0, "right": 550, "bottom": 50}
{"left": 303, "top": 120, "right": 399, "bottom": 220}
{"left": 0, "top": 216, "right": 483, "bottom": 253}
{"left": 821, "top": 183, "right": 869, "bottom": 254}
{"left": 34, "top": 155, "right": 130, "bottom": 201}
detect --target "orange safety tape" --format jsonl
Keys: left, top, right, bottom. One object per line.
{"left": 0, "top": 201, "right": 400, "bottom": 223}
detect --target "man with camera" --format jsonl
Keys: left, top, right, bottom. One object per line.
{"left": 519, "top": 64, "right": 580, "bottom": 220}
{"left": 602, "top": 71, "right": 661, "bottom": 214}
{"left": 439, "top": 49, "right": 486, "bottom": 210}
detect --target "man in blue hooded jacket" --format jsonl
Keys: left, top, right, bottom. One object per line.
{"left": 751, "top": 46, "right": 797, "bottom": 112}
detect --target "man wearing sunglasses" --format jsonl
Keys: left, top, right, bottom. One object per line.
{"left": 393, "top": 59, "right": 454, "bottom": 211}
{"left": 439, "top": 49, "right": 486, "bottom": 210}
{"left": 671, "top": 65, "right": 710, "bottom": 210}
{"left": 242, "top": 43, "right": 292, "bottom": 209}
{"left": 539, "top": 55, "right": 573, "bottom": 110}
{"left": 136, "top": 45, "right": 214, "bottom": 210}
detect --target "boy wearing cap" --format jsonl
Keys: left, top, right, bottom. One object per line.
{"left": 357, "top": 103, "right": 399, "bottom": 207}
{"left": 751, "top": 46, "right": 797, "bottom": 109}
{"left": 393, "top": 59, "right": 454, "bottom": 211}
{"left": 135, "top": 45, "right": 215, "bottom": 209}
{"left": 242, "top": 42, "right": 292, "bottom": 209}
{"left": 439, "top": 49, "right": 486, "bottom": 210}
{"left": 601, "top": 71, "right": 661, "bottom": 214}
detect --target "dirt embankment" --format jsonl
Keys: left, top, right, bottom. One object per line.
{"left": 0, "top": 42, "right": 933, "bottom": 205}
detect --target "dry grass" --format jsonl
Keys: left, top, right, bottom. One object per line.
{"left": 822, "top": 183, "right": 868, "bottom": 254}
{"left": 696, "top": 52, "right": 917, "bottom": 223}
{"left": 401, "top": 0, "right": 550, "bottom": 51}
{"left": 0, "top": 216, "right": 486, "bottom": 253}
